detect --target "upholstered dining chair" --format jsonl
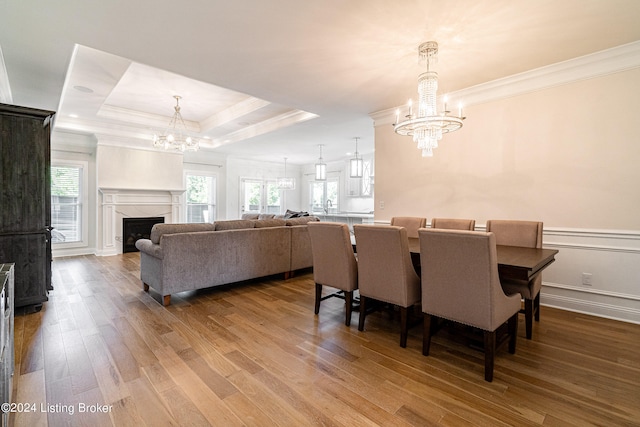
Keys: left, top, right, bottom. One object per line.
{"left": 353, "top": 224, "right": 421, "bottom": 347}
{"left": 431, "top": 218, "right": 476, "bottom": 231}
{"left": 390, "top": 217, "right": 427, "bottom": 239}
{"left": 485, "top": 220, "right": 543, "bottom": 339}
{"left": 419, "top": 228, "right": 521, "bottom": 382}
{"left": 307, "top": 222, "right": 358, "bottom": 326}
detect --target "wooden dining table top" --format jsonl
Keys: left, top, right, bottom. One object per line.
{"left": 406, "top": 237, "right": 559, "bottom": 282}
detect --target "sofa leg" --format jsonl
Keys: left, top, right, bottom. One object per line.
{"left": 163, "top": 295, "right": 171, "bottom": 306}
{"left": 143, "top": 283, "right": 149, "bottom": 292}
{"left": 284, "top": 271, "right": 292, "bottom": 280}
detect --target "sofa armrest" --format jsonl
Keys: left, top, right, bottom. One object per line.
{"left": 135, "top": 238, "right": 164, "bottom": 259}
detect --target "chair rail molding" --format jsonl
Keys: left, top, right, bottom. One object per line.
{"left": 376, "top": 220, "right": 640, "bottom": 324}
{"left": 539, "top": 226, "right": 640, "bottom": 324}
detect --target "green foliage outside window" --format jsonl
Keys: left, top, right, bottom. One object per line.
{"left": 51, "top": 166, "right": 79, "bottom": 196}
{"left": 187, "top": 175, "right": 209, "bottom": 203}
{"left": 266, "top": 183, "right": 280, "bottom": 206}
{"left": 247, "top": 182, "right": 261, "bottom": 207}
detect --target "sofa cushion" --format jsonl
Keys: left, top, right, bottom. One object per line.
{"left": 258, "top": 213, "right": 276, "bottom": 220}
{"left": 253, "top": 218, "right": 287, "bottom": 228}
{"left": 215, "top": 219, "right": 256, "bottom": 231}
{"left": 150, "top": 223, "right": 216, "bottom": 244}
{"left": 285, "top": 216, "right": 320, "bottom": 226}
{"left": 241, "top": 213, "right": 260, "bottom": 220}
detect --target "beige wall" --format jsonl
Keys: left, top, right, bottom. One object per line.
{"left": 375, "top": 68, "right": 640, "bottom": 230}
{"left": 374, "top": 67, "right": 640, "bottom": 323}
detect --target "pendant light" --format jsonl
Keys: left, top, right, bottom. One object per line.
{"left": 276, "top": 157, "right": 295, "bottom": 190}
{"left": 349, "top": 137, "right": 363, "bottom": 178}
{"left": 315, "top": 144, "right": 326, "bottom": 181}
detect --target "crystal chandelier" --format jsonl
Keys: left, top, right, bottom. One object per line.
{"left": 315, "top": 144, "right": 326, "bottom": 181}
{"left": 349, "top": 137, "right": 363, "bottom": 178}
{"left": 394, "top": 41, "right": 465, "bottom": 157}
{"left": 277, "top": 157, "right": 295, "bottom": 190}
{"left": 153, "top": 95, "right": 200, "bottom": 152}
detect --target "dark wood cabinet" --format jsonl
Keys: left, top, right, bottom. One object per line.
{"left": 0, "top": 103, "right": 55, "bottom": 310}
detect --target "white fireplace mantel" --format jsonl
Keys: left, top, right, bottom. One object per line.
{"left": 98, "top": 188, "right": 184, "bottom": 256}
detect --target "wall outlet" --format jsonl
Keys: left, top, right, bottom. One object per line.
{"left": 581, "top": 272, "right": 592, "bottom": 286}
{"left": 379, "top": 200, "right": 385, "bottom": 209}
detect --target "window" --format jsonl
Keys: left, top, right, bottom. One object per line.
{"left": 51, "top": 163, "right": 85, "bottom": 244}
{"left": 265, "top": 181, "right": 281, "bottom": 214}
{"left": 240, "top": 179, "right": 282, "bottom": 215}
{"left": 186, "top": 174, "right": 217, "bottom": 223}
{"left": 310, "top": 179, "right": 339, "bottom": 213}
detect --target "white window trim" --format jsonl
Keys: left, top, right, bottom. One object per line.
{"left": 184, "top": 169, "right": 218, "bottom": 223}
{"left": 51, "top": 159, "right": 89, "bottom": 249}
{"left": 239, "top": 177, "right": 285, "bottom": 217}
{"left": 308, "top": 177, "right": 340, "bottom": 214}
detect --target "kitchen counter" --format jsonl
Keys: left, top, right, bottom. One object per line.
{"left": 313, "top": 212, "right": 374, "bottom": 229}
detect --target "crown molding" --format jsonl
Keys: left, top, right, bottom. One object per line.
{"left": 97, "top": 104, "right": 201, "bottom": 132}
{"left": 199, "top": 96, "right": 271, "bottom": 131}
{"left": 371, "top": 40, "right": 640, "bottom": 126}
{"left": 210, "top": 109, "right": 318, "bottom": 147}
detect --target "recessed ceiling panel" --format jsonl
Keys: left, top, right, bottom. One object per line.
{"left": 104, "top": 62, "right": 250, "bottom": 121}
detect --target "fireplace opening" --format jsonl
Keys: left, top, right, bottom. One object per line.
{"left": 123, "top": 217, "right": 164, "bottom": 253}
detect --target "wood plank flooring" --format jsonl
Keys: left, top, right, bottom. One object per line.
{"left": 9, "top": 253, "right": 640, "bottom": 426}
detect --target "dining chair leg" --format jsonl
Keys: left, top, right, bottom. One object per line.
{"left": 422, "top": 314, "right": 433, "bottom": 356}
{"left": 399, "top": 306, "right": 408, "bottom": 348}
{"left": 484, "top": 330, "right": 497, "bottom": 382}
{"left": 524, "top": 298, "right": 534, "bottom": 339}
{"left": 314, "top": 283, "right": 322, "bottom": 315}
{"left": 345, "top": 290, "right": 353, "bottom": 326}
{"left": 508, "top": 313, "right": 518, "bottom": 354}
{"left": 534, "top": 292, "right": 541, "bottom": 322}
{"left": 358, "top": 296, "right": 367, "bottom": 331}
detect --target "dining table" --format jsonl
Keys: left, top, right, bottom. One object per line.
{"left": 405, "top": 237, "right": 558, "bottom": 282}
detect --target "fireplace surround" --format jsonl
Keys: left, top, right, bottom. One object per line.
{"left": 98, "top": 188, "right": 184, "bottom": 256}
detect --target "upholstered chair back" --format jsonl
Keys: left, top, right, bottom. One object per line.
{"left": 485, "top": 220, "right": 545, "bottom": 340}
{"left": 485, "top": 220, "right": 542, "bottom": 249}
{"left": 307, "top": 222, "right": 358, "bottom": 292}
{"left": 419, "top": 228, "right": 521, "bottom": 331}
{"left": 431, "top": 218, "right": 476, "bottom": 231}
{"left": 390, "top": 216, "right": 427, "bottom": 239}
{"left": 353, "top": 225, "right": 420, "bottom": 308}
{"left": 485, "top": 220, "right": 543, "bottom": 301}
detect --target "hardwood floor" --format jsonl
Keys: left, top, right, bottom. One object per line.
{"left": 9, "top": 253, "right": 640, "bottom": 426}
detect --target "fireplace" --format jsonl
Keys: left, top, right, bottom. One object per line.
{"left": 123, "top": 217, "right": 164, "bottom": 253}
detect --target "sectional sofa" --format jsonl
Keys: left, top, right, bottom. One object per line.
{"left": 135, "top": 216, "right": 319, "bottom": 305}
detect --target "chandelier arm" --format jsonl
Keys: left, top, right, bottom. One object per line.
{"left": 153, "top": 95, "right": 200, "bottom": 152}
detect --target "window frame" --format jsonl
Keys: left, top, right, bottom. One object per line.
{"left": 239, "top": 178, "right": 283, "bottom": 216}
{"left": 184, "top": 170, "right": 218, "bottom": 224}
{"left": 50, "top": 159, "right": 89, "bottom": 249}
{"left": 309, "top": 177, "right": 339, "bottom": 214}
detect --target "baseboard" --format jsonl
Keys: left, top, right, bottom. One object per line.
{"left": 53, "top": 246, "right": 97, "bottom": 258}
{"left": 542, "top": 282, "right": 640, "bottom": 324}
{"left": 94, "top": 248, "right": 118, "bottom": 257}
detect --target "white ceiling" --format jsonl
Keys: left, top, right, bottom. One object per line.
{"left": 1, "top": 0, "right": 640, "bottom": 164}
